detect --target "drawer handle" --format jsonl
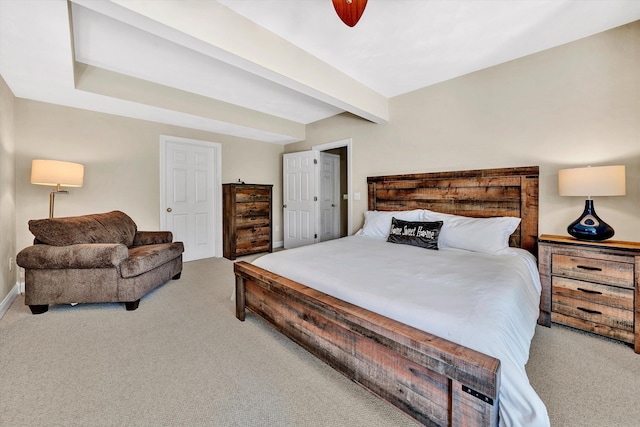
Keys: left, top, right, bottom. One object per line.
{"left": 577, "top": 287, "right": 603, "bottom": 295}
{"left": 577, "top": 307, "right": 602, "bottom": 315}
{"left": 576, "top": 265, "right": 602, "bottom": 272}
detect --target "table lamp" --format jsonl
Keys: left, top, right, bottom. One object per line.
{"left": 558, "top": 165, "right": 625, "bottom": 241}
{"left": 31, "top": 159, "right": 84, "bottom": 218}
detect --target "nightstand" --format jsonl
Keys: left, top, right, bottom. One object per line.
{"left": 538, "top": 234, "right": 640, "bottom": 354}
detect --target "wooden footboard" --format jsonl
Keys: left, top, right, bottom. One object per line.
{"left": 235, "top": 261, "right": 500, "bottom": 426}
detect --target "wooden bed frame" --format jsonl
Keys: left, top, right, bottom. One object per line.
{"left": 234, "top": 166, "right": 539, "bottom": 426}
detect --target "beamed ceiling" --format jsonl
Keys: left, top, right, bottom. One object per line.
{"left": 1, "top": 0, "right": 639, "bottom": 144}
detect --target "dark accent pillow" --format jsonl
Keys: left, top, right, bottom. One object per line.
{"left": 387, "top": 217, "right": 443, "bottom": 250}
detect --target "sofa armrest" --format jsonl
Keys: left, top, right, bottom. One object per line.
{"left": 16, "top": 243, "right": 129, "bottom": 269}
{"left": 132, "top": 231, "right": 173, "bottom": 246}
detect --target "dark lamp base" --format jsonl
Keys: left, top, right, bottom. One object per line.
{"left": 567, "top": 199, "right": 614, "bottom": 241}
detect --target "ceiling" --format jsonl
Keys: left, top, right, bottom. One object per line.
{"left": 1, "top": 0, "right": 639, "bottom": 144}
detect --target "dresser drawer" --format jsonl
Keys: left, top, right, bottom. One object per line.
{"left": 235, "top": 216, "right": 270, "bottom": 228}
{"left": 552, "top": 277, "right": 633, "bottom": 310}
{"left": 235, "top": 202, "right": 270, "bottom": 217}
{"left": 235, "top": 244, "right": 270, "bottom": 256}
{"left": 551, "top": 254, "right": 634, "bottom": 289}
{"left": 236, "top": 227, "right": 271, "bottom": 243}
{"left": 235, "top": 187, "right": 271, "bottom": 202}
{"left": 235, "top": 227, "right": 271, "bottom": 255}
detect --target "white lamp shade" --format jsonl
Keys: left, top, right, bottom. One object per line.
{"left": 31, "top": 159, "right": 84, "bottom": 188}
{"left": 558, "top": 165, "right": 625, "bottom": 197}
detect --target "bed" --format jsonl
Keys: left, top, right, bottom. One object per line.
{"left": 234, "top": 166, "right": 548, "bottom": 426}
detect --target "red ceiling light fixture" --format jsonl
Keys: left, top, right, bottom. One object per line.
{"left": 332, "top": 0, "right": 368, "bottom": 27}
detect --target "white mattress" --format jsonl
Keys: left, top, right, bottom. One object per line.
{"left": 252, "top": 235, "right": 550, "bottom": 427}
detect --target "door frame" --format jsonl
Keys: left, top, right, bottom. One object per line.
{"left": 312, "top": 138, "right": 354, "bottom": 235}
{"left": 159, "top": 135, "right": 223, "bottom": 258}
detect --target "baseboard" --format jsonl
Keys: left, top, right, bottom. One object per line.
{"left": 273, "top": 240, "right": 284, "bottom": 249}
{"left": 0, "top": 283, "right": 21, "bottom": 320}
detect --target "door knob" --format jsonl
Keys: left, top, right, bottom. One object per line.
{"left": 331, "top": 204, "right": 336, "bottom": 207}
{"left": 283, "top": 204, "right": 287, "bottom": 208}
{"left": 167, "top": 208, "right": 172, "bottom": 212}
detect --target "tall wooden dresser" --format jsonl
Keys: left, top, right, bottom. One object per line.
{"left": 222, "top": 183, "right": 273, "bottom": 260}
{"left": 538, "top": 234, "right": 640, "bottom": 353}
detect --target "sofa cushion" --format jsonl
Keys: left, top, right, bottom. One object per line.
{"left": 132, "top": 231, "right": 173, "bottom": 246}
{"left": 120, "top": 242, "right": 184, "bottom": 278}
{"left": 29, "top": 211, "right": 137, "bottom": 247}
{"left": 16, "top": 243, "right": 129, "bottom": 269}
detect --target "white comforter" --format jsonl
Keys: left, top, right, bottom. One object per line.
{"left": 252, "top": 235, "right": 550, "bottom": 427}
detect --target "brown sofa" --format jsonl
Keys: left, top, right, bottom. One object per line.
{"left": 16, "top": 210, "right": 184, "bottom": 314}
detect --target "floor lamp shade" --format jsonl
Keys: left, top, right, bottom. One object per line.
{"left": 558, "top": 165, "right": 626, "bottom": 241}
{"left": 31, "top": 159, "right": 84, "bottom": 218}
{"left": 31, "top": 159, "right": 84, "bottom": 188}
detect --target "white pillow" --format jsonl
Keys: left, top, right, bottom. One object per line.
{"left": 422, "top": 210, "right": 520, "bottom": 255}
{"left": 360, "top": 210, "right": 426, "bottom": 239}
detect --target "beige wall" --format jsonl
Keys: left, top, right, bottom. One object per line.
{"left": 287, "top": 21, "right": 640, "bottom": 242}
{"left": 3, "top": 21, "right": 639, "bottom": 307}
{"left": 14, "top": 100, "right": 284, "bottom": 255}
{"left": 0, "top": 75, "right": 16, "bottom": 302}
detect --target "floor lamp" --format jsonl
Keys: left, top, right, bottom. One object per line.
{"left": 31, "top": 159, "right": 84, "bottom": 218}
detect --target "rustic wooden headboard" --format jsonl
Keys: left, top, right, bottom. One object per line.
{"left": 367, "top": 166, "right": 539, "bottom": 255}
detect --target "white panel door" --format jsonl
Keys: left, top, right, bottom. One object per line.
{"left": 283, "top": 150, "right": 318, "bottom": 249}
{"left": 161, "top": 136, "right": 221, "bottom": 262}
{"left": 319, "top": 152, "right": 340, "bottom": 242}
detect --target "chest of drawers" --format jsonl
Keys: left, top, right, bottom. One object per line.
{"left": 538, "top": 234, "right": 640, "bottom": 353}
{"left": 223, "top": 184, "right": 273, "bottom": 260}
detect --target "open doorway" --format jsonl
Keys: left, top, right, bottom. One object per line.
{"left": 320, "top": 147, "right": 347, "bottom": 239}
{"left": 312, "top": 138, "right": 352, "bottom": 238}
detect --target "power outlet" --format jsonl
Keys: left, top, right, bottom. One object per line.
{"left": 274, "top": 225, "right": 280, "bottom": 233}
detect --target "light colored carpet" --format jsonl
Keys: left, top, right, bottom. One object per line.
{"left": 527, "top": 320, "right": 640, "bottom": 426}
{"left": 0, "top": 254, "right": 638, "bottom": 426}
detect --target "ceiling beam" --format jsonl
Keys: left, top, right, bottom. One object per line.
{"left": 74, "top": 63, "right": 306, "bottom": 143}
{"left": 79, "top": 0, "right": 389, "bottom": 124}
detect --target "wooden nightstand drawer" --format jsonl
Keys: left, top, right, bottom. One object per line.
{"left": 552, "top": 293, "right": 633, "bottom": 332}
{"left": 551, "top": 254, "right": 634, "bottom": 289}
{"left": 552, "top": 277, "right": 633, "bottom": 310}
{"left": 551, "top": 312, "right": 635, "bottom": 344}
